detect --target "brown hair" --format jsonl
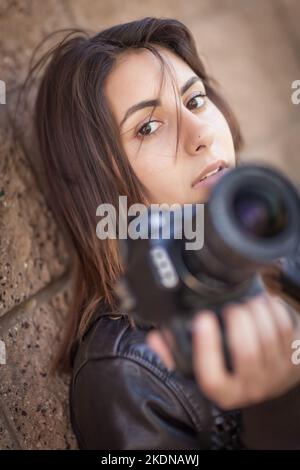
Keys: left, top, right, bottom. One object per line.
{"left": 22, "top": 17, "right": 247, "bottom": 374}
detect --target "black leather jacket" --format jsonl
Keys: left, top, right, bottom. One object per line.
{"left": 69, "top": 306, "right": 243, "bottom": 450}
{"left": 69, "top": 259, "right": 300, "bottom": 451}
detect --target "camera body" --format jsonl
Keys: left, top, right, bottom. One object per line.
{"left": 115, "top": 164, "right": 300, "bottom": 378}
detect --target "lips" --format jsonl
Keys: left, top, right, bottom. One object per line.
{"left": 191, "top": 159, "right": 228, "bottom": 188}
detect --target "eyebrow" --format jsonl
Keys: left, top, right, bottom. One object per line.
{"left": 120, "top": 75, "right": 203, "bottom": 128}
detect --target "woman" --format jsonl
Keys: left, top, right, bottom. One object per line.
{"left": 29, "top": 17, "right": 300, "bottom": 449}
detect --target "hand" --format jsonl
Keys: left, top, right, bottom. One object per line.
{"left": 146, "top": 293, "right": 300, "bottom": 410}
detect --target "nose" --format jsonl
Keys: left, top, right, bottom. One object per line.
{"left": 195, "top": 126, "right": 214, "bottom": 152}
{"left": 182, "top": 110, "right": 215, "bottom": 156}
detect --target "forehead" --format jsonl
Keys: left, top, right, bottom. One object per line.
{"left": 104, "top": 46, "right": 195, "bottom": 122}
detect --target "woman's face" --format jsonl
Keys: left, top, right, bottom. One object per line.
{"left": 105, "top": 46, "right": 236, "bottom": 204}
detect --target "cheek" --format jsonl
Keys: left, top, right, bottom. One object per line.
{"left": 126, "top": 142, "right": 180, "bottom": 204}
{"left": 126, "top": 135, "right": 175, "bottom": 182}
{"left": 210, "top": 105, "right": 235, "bottom": 155}
{"left": 133, "top": 157, "right": 173, "bottom": 191}
{"left": 213, "top": 105, "right": 233, "bottom": 144}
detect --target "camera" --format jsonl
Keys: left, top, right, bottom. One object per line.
{"left": 115, "top": 164, "right": 300, "bottom": 378}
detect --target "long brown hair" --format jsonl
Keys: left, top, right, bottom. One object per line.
{"left": 21, "top": 17, "right": 248, "bottom": 374}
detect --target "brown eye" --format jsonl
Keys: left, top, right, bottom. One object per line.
{"left": 135, "top": 93, "right": 207, "bottom": 141}
{"left": 187, "top": 93, "right": 207, "bottom": 110}
{"left": 136, "top": 120, "right": 160, "bottom": 138}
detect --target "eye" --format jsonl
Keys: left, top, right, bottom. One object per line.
{"left": 136, "top": 120, "right": 160, "bottom": 139}
{"left": 136, "top": 93, "right": 207, "bottom": 139}
{"left": 186, "top": 92, "right": 207, "bottom": 110}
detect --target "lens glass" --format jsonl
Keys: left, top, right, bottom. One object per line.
{"left": 233, "top": 189, "right": 287, "bottom": 238}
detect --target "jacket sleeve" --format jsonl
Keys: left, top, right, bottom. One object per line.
{"left": 71, "top": 355, "right": 212, "bottom": 450}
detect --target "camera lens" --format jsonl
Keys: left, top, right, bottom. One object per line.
{"left": 233, "top": 188, "right": 287, "bottom": 238}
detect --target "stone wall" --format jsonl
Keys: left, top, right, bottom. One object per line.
{"left": 0, "top": 0, "right": 299, "bottom": 449}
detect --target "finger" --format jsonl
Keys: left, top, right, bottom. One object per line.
{"left": 264, "top": 295, "right": 295, "bottom": 359}
{"left": 146, "top": 330, "right": 176, "bottom": 370}
{"left": 224, "top": 302, "right": 264, "bottom": 399}
{"left": 246, "top": 295, "right": 284, "bottom": 368}
{"left": 192, "top": 311, "right": 236, "bottom": 405}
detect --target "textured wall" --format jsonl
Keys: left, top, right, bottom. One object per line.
{"left": 0, "top": 0, "right": 299, "bottom": 449}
